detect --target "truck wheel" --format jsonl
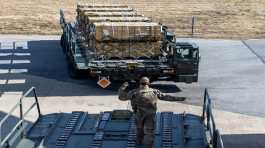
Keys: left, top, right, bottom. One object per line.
{"left": 68, "top": 62, "right": 82, "bottom": 79}
{"left": 60, "top": 34, "right": 66, "bottom": 53}
{"left": 149, "top": 78, "right": 157, "bottom": 83}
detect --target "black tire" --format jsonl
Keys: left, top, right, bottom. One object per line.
{"left": 109, "top": 57, "right": 122, "bottom": 60}
{"left": 138, "top": 56, "right": 150, "bottom": 60}
{"left": 60, "top": 34, "right": 66, "bottom": 53}
{"left": 60, "top": 34, "right": 63, "bottom": 47}
{"left": 68, "top": 63, "right": 82, "bottom": 79}
{"left": 149, "top": 78, "right": 157, "bottom": 83}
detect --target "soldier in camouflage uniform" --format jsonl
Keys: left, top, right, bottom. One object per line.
{"left": 118, "top": 77, "right": 186, "bottom": 148}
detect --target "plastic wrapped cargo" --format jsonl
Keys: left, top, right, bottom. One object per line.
{"left": 92, "top": 22, "right": 162, "bottom": 41}
{"left": 83, "top": 16, "right": 151, "bottom": 22}
{"left": 77, "top": 5, "right": 163, "bottom": 58}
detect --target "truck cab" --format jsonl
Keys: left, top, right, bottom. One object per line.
{"left": 173, "top": 42, "right": 199, "bottom": 82}
{"left": 163, "top": 30, "right": 200, "bottom": 83}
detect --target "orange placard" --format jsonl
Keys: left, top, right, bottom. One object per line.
{"left": 97, "top": 77, "right": 111, "bottom": 88}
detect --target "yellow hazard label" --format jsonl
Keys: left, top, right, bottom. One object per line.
{"left": 127, "top": 62, "right": 137, "bottom": 70}
{"left": 97, "top": 77, "right": 111, "bottom": 88}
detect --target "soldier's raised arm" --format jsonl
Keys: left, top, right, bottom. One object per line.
{"left": 118, "top": 82, "right": 136, "bottom": 101}
{"left": 118, "top": 82, "right": 129, "bottom": 101}
{"left": 154, "top": 89, "right": 186, "bottom": 101}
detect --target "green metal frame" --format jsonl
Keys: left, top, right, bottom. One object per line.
{"left": 0, "top": 87, "right": 41, "bottom": 148}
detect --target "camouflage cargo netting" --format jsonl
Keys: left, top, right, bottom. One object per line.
{"left": 94, "top": 41, "right": 162, "bottom": 58}
{"left": 77, "top": 4, "right": 163, "bottom": 58}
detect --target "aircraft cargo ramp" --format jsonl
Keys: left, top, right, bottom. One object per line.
{"left": 0, "top": 87, "right": 223, "bottom": 148}
{"left": 28, "top": 111, "right": 206, "bottom": 148}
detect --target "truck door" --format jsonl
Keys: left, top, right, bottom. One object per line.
{"left": 171, "top": 44, "right": 199, "bottom": 82}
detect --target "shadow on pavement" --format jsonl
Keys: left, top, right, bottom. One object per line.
{"left": 222, "top": 134, "right": 265, "bottom": 148}
{"left": 0, "top": 40, "right": 182, "bottom": 97}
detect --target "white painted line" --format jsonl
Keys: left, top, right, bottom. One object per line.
{"left": 0, "top": 53, "right": 12, "bottom": 56}
{"left": 7, "top": 79, "right": 26, "bottom": 84}
{"left": 12, "top": 60, "right": 31, "bottom": 64}
{"left": 10, "top": 69, "right": 28, "bottom": 73}
{"left": 0, "top": 53, "right": 31, "bottom": 56}
{"left": 0, "top": 79, "right": 6, "bottom": 84}
{"left": 0, "top": 53, "right": 31, "bottom": 57}
{"left": 0, "top": 69, "right": 9, "bottom": 74}
{"left": 0, "top": 79, "right": 26, "bottom": 84}
{"left": 0, "top": 60, "right": 31, "bottom": 64}
{"left": 0, "top": 60, "right": 11, "bottom": 64}
{"left": 0, "top": 42, "right": 14, "bottom": 49}
{"left": 0, "top": 91, "right": 23, "bottom": 96}
{"left": 14, "top": 53, "right": 31, "bottom": 56}
{"left": 15, "top": 41, "right": 28, "bottom": 50}
{"left": 0, "top": 42, "right": 29, "bottom": 50}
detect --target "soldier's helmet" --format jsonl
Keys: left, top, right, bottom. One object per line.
{"left": 140, "top": 77, "right": 150, "bottom": 85}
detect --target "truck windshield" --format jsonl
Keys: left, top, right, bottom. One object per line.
{"left": 175, "top": 48, "right": 198, "bottom": 59}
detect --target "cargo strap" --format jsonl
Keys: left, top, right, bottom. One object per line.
{"left": 161, "top": 112, "right": 173, "bottom": 148}
{"left": 90, "top": 112, "right": 111, "bottom": 148}
{"left": 55, "top": 112, "right": 82, "bottom": 148}
{"left": 126, "top": 116, "right": 137, "bottom": 148}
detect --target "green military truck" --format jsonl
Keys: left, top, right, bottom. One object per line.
{"left": 59, "top": 4, "right": 200, "bottom": 87}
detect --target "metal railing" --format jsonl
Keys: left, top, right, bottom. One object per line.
{"left": 0, "top": 87, "right": 41, "bottom": 148}
{"left": 202, "top": 88, "right": 224, "bottom": 148}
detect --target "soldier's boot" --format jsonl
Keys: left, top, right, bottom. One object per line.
{"left": 136, "top": 138, "right": 143, "bottom": 145}
{"left": 136, "top": 128, "right": 144, "bottom": 144}
{"left": 146, "top": 144, "right": 153, "bottom": 148}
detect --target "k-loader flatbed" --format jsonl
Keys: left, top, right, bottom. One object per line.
{"left": 60, "top": 4, "right": 200, "bottom": 88}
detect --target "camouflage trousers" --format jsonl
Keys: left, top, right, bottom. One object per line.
{"left": 135, "top": 111, "right": 156, "bottom": 145}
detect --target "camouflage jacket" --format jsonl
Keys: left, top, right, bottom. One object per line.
{"left": 118, "top": 86, "right": 184, "bottom": 114}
